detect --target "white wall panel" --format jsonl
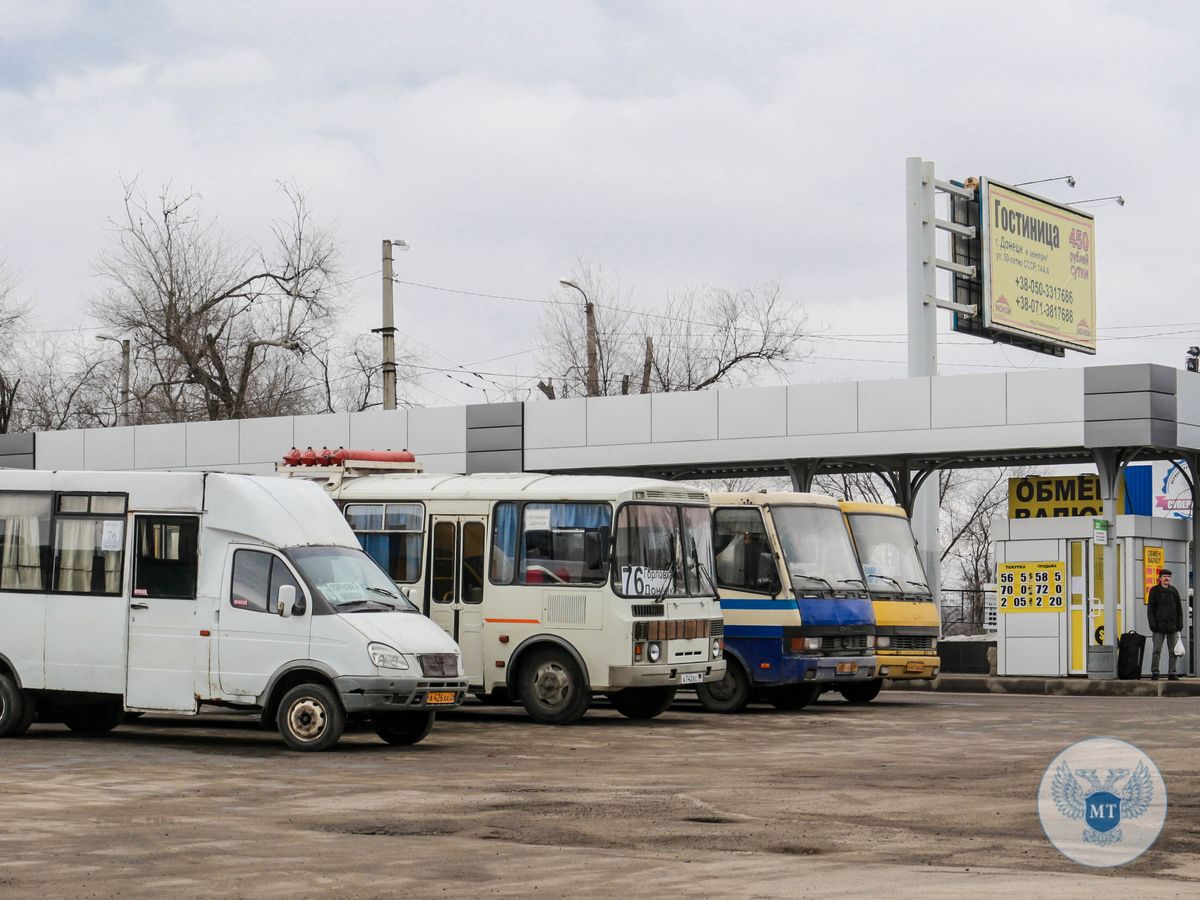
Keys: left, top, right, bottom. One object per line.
{"left": 84, "top": 426, "right": 137, "bottom": 470}
{"left": 525, "top": 398, "right": 586, "bottom": 449}
{"left": 858, "top": 378, "right": 930, "bottom": 432}
{"left": 931, "top": 374, "right": 1006, "bottom": 429}
{"left": 408, "top": 406, "right": 466, "bottom": 455}
{"left": 186, "top": 420, "right": 239, "bottom": 467}
{"left": 348, "top": 409, "right": 408, "bottom": 452}
{"left": 1007, "top": 369, "right": 1084, "bottom": 425}
{"left": 134, "top": 423, "right": 187, "bottom": 470}
{"left": 417, "top": 452, "right": 467, "bottom": 474}
{"left": 718, "top": 386, "right": 786, "bottom": 439}
{"left": 36, "top": 430, "right": 86, "bottom": 470}
{"left": 588, "top": 394, "right": 650, "bottom": 446}
{"left": 293, "top": 412, "right": 350, "bottom": 452}
{"left": 787, "top": 382, "right": 857, "bottom": 435}
{"left": 652, "top": 391, "right": 718, "bottom": 442}
{"left": 239, "top": 416, "right": 295, "bottom": 464}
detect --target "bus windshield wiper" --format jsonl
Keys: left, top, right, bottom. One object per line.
{"left": 870, "top": 574, "right": 905, "bottom": 591}
{"left": 838, "top": 578, "right": 866, "bottom": 587}
{"left": 791, "top": 573, "right": 834, "bottom": 591}
{"left": 907, "top": 580, "right": 930, "bottom": 590}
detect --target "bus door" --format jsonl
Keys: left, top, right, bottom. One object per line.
{"left": 428, "top": 516, "right": 486, "bottom": 685}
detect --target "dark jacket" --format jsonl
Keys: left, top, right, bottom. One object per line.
{"left": 1147, "top": 584, "right": 1183, "bottom": 634}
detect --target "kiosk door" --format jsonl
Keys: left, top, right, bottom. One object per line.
{"left": 1068, "top": 539, "right": 1088, "bottom": 675}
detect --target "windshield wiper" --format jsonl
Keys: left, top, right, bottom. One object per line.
{"left": 336, "top": 596, "right": 396, "bottom": 612}
{"left": 688, "top": 536, "right": 720, "bottom": 598}
{"left": 870, "top": 574, "right": 905, "bottom": 591}
{"left": 367, "top": 586, "right": 399, "bottom": 600}
{"left": 907, "top": 580, "right": 930, "bottom": 590}
{"left": 791, "top": 573, "right": 834, "bottom": 591}
{"left": 839, "top": 578, "right": 866, "bottom": 587}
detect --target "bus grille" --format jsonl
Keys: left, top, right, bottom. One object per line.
{"left": 824, "top": 634, "right": 869, "bottom": 652}
{"left": 633, "top": 619, "right": 714, "bottom": 641}
{"left": 891, "top": 635, "right": 936, "bottom": 651}
{"left": 418, "top": 653, "right": 459, "bottom": 677}
{"left": 631, "top": 604, "right": 666, "bottom": 618}
{"left": 709, "top": 620, "right": 724, "bottom": 638}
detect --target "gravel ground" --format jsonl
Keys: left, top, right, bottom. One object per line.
{"left": 0, "top": 691, "right": 1196, "bottom": 898}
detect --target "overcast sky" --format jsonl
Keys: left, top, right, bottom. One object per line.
{"left": 2, "top": 0, "right": 1198, "bottom": 407}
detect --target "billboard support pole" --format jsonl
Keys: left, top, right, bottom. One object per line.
{"left": 906, "top": 157, "right": 941, "bottom": 607}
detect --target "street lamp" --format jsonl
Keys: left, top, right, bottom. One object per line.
{"left": 95, "top": 334, "right": 131, "bottom": 427}
{"left": 379, "top": 239, "right": 410, "bottom": 410}
{"left": 560, "top": 278, "right": 600, "bottom": 397}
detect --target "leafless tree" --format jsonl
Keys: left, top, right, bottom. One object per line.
{"left": 91, "top": 179, "right": 343, "bottom": 421}
{"left": 0, "top": 257, "right": 27, "bottom": 432}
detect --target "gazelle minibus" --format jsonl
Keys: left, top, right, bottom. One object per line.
{"left": 0, "top": 471, "right": 466, "bottom": 751}
{"left": 699, "top": 492, "right": 877, "bottom": 712}
{"left": 840, "top": 501, "right": 940, "bottom": 699}
{"left": 323, "top": 470, "right": 726, "bottom": 724}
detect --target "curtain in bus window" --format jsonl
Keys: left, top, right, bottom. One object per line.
{"left": 55, "top": 518, "right": 123, "bottom": 594}
{"left": 490, "top": 502, "right": 518, "bottom": 585}
{"left": 0, "top": 494, "right": 50, "bottom": 590}
{"left": 520, "top": 503, "right": 611, "bottom": 585}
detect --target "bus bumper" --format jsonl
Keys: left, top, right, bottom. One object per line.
{"left": 334, "top": 675, "right": 470, "bottom": 713}
{"left": 876, "top": 654, "right": 940, "bottom": 681}
{"left": 607, "top": 659, "right": 726, "bottom": 689}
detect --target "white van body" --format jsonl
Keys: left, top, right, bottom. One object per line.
{"left": 0, "top": 471, "right": 466, "bottom": 750}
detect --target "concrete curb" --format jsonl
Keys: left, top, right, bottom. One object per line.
{"left": 882, "top": 674, "right": 1200, "bottom": 697}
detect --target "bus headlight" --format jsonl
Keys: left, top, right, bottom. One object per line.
{"left": 368, "top": 642, "right": 410, "bottom": 671}
{"left": 876, "top": 636, "right": 891, "bottom": 649}
{"left": 712, "top": 639, "right": 722, "bottom": 659}
{"left": 648, "top": 642, "right": 662, "bottom": 663}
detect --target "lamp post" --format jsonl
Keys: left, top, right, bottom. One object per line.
{"left": 559, "top": 278, "right": 600, "bottom": 397}
{"left": 95, "top": 334, "right": 130, "bottom": 427}
{"left": 380, "top": 239, "right": 410, "bottom": 410}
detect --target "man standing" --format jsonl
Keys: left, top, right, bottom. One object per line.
{"left": 1147, "top": 568, "right": 1184, "bottom": 681}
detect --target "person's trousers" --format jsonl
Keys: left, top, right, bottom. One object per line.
{"left": 1150, "top": 631, "right": 1180, "bottom": 675}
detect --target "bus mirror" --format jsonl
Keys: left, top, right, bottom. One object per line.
{"left": 277, "top": 584, "right": 297, "bottom": 618}
{"left": 584, "top": 532, "right": 607, "bottom": 571}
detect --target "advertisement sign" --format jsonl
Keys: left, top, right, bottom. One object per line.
{"left": 997, "top": 561, "right": 1066, "bottom": 613}
{"left": 1151, "top": 461, "right": 1192, "bottom": 519}
{"left": 980, "top": 179, "right": 1097, "bottom": 354}
{"left": 1143, "top": 546, "right": 1164, "bottom": 603}
{"left": 1008, "top": 475, "right": 1113, "bottom": 519}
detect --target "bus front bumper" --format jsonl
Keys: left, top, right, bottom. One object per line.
{"left": 334, "top": 676, "right": 470, "bottom": 713}
{"left": 800, "top": 655, "right": 876, "bottom": 684}
{"left": 876, "top": 654, "right": 940, "bottom": 681}
{"left": 607, "top": 659, "right": 726, "bottom": 689}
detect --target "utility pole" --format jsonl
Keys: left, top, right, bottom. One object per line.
{"left": 96, "top": 334, "right": 131, "bottom": 427}
{"left": 379, "top": 239, "right": 409, "bottom": 410}
{"left": 560, "top": 279, "right": 600, "bottom": 396}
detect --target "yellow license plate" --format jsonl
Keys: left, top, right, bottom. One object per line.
{"left": 836, "top": 662, "right": 857, "bottom": 674}
{"left": 906, "top": 661, "right": 926, "bottom": 673}
{"left": 426, "top": 691, "right": 457, "bottom": 705}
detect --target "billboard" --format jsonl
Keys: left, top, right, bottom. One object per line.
{"left": 979, "top": 179, "right": 1097, "bottom": 354}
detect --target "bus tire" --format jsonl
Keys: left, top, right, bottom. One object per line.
{"left": 840, "top": 679, "right": 883, "bottom": 704}
{"left": 517, "top": 647, "right": 591, "bottom": 725}
{"left": 0, "top": 674, "right": 34, "bottom": 738}
{"left": 374, "top": 711, "right": 435, "bottom": 746}
{"left": 608, "top": 686, "right": 676, "bottom": 720}
{"left": 765, "top": 684, "right": 820, "bottom": 711}
{"left": 63, "top": 700, "right": 124, "bottom": 734}
{"left": 696, "top": 659, "right": 751, "bottom": 713}
{"left": 277, "top": 683, "right": 345, "bottom": 751}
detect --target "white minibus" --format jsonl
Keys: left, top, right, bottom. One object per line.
{"left": 321, "top": 471, "right": 726, "bottom": 724}
{"left": 0, "top": 471, "right": 466, "bottom": 751}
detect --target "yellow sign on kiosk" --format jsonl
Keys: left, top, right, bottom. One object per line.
{"left": 1143, "top": 546, "right": 1164, "bottom": 603}
{"left": 997, "top": 561, "right": 1066, "bottom": 612}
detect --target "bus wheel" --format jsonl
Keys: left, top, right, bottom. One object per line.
{"left": 0, "top": 674, "right": 35, "bottom": 738}
{"left": 518, "top": 647, "right": 591, "bottom": 725}
{"left": 277, "top": 683, "right": 346, "bottom": 751}
{"left": 696, "top": 660, "right": 751, "bottom": 713}
{"left": 63, "top": 700, "right": 124, "bottom": 734}
{"left": 374, "top": 711, "right": 435, "bottom": 746}
{"left": 840, "top": 679, "right": 883, "bottom": 704}
{"left": 765, "top": 684, "right": 820, "bottom": 711}
{"left": 608, "top": 686, "right": 677, "bottom": 720}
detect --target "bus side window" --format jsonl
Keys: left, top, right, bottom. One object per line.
{"left": 0, "top": 492, "right": 52, "bottom": 591}
{"left": 231, "top": 550, "right": 272, "bottom": 613}
{"left": 490, "top": 502, "right": 517, "bottom": 585}
{"left": 713, "top": 507, "right": 777, "bottom": 593}
{"left": 133, "top": 516, "right": 199, "bottom": 599}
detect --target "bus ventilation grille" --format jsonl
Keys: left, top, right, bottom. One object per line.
{"left": 631, "top": 604, "right": 666, "bottom": 618}
{"left": 544, "top": 593, "right": 587, "bottom": 625}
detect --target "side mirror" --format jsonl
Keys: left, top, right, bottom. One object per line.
{"left": 398, "top": 584, "right": 413, "bottom": 601}
{"left": 277, "top": 584, "right": 297, "bottom": 618}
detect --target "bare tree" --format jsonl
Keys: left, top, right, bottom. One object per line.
{"left": 0, "top": 256, "right": 26, "bottom": 432}
{"left": 536, "top": 264, "right": 809, "bottom": 399}
{"left": 91, "top": 179, "right": 343, "bottom": 421}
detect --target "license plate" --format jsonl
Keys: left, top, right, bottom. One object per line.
{"left": 426, "top": 691, "right": 457, "bottom": 705}
{"left": 836, "top": 662, "right": 857, "bottom": 674}
{"left": 906, "top": 661, "right": 926, "bottom": 673}
{"left": 680, "top": 672, "right": 704, "bottom": 685}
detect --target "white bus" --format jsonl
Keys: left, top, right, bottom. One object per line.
{"left": 325, "top": 471, "right": 726, "bottom": 724}
{"left": 0, "top": 471, "right": 467, "bottom": 751}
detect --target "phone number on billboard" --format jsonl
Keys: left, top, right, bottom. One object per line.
{"left": 1015, "top": 294, "right": 1074, "bottom": 323}
{"left": 1015, "top": 276, "right": 1074, "bottom": 303}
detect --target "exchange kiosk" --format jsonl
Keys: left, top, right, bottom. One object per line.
{"left": 992, "top": 515, "right": 1191, "bottom": 677}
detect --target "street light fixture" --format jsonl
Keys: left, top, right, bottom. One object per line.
{"left": 95, "top": 334, "right": 131, "bottom": 427}
{"left": 559, "top": 278, "right": 600, "bottom": 397}
{"left": 378, "top": 239, "right": 410, "bottom": 411}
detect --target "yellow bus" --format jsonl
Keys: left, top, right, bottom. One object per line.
{"left": 839, "top": 502, "right": 940, "bottom": 700}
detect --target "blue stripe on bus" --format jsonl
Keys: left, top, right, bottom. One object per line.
{"left": 719, "top": 598, "right": 797, "bottom": 610}
{"left": 724, "top": 625, "right": 785, "bottom": 638}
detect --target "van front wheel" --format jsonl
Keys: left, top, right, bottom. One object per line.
{"left": 277, "top": 683, "right": 345, "bottom": 751}
{"left": 374, "top": 711, "right": 435, "bottom": 746}
{"left": 0, "top": 674, "right": 35, "bottom": 738}
{"left": 63, "top": 700, "right": 124, "bottom": 734}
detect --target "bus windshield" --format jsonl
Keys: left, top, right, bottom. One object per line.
{"left": 770, "top": 505, "right": 864, "bottom": 594}
{"left": 288, "top": 546, "right": 420, "bottom": 613}
{"left": 847, "top": 514, "right": 929, "bottom": 597}
{"left": 613, "top": 504, "right": 716, "bottom": 599}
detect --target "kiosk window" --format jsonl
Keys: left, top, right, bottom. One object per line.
{"left": 133, "top": 516, "right": 199, "bottom": 599}
{"left": 230, "top": 550, "right": 299, "bottom": 614}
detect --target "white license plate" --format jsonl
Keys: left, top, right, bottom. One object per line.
{"left": 680, "top": 672, "right": 704, "bottom": 685}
